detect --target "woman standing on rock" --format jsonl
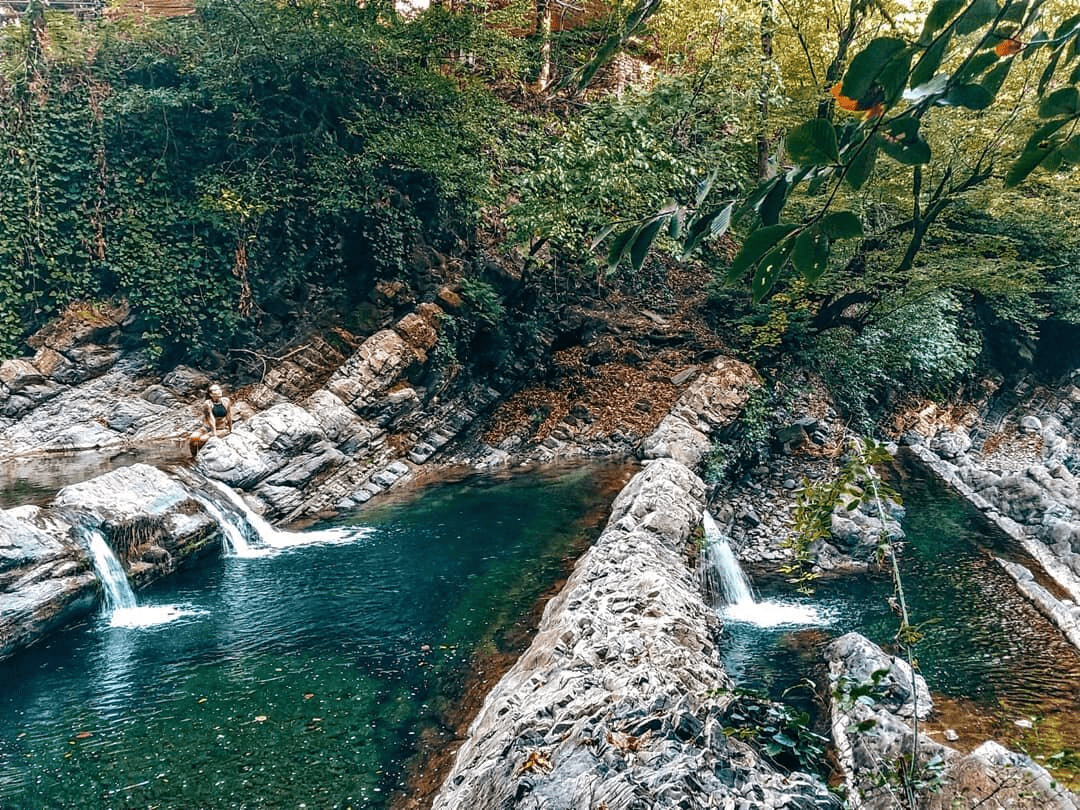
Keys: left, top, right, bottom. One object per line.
{"left": 189, "top": 384, "right": 233, "bottom": 457}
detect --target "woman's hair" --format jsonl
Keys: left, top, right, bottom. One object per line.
{"left": 209, "top": 384, "right": 222, "bottom": 396}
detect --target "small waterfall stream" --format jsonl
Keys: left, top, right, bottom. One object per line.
{"left": 207, "top": 479, "right": 362, "bottom": 548}
{"left": 702, "top": 511, "right": 824, "bottom": 627}
{"left": 189, "top": 492, "right": 261, "bottom": 558}
{"left": 87, "top": 529, "right": 137, "bottom": 612}
{"left": 84, "top": 529, "right": 189, "bottom": 628}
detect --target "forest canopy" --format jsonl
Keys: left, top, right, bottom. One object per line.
{"left": 0, "top": 0, "right": 1077, "bottom": 414}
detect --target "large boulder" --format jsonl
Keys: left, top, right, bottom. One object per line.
{"left": 0, "top": 506, "right": 97, "bottom": 660}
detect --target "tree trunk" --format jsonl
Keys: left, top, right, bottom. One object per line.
{"left": 536, "top": 0, "right": 553, "bottom": 91}
{"left": 756, "top": 0, "right": 776, "bottom": 179}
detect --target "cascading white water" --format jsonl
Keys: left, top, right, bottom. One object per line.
{"left": 85, "top": 529, "right": 190, "bottom": 627}
{"left": 207, "top": 479, "right": 363, "bottom": 548}
{"left": 189, "top": 493, "right": 261, "bottom": 558}
{"left": 701, "top": 510, "right": 825, "bottom": 628}
{"left": 87, "top": 529, "right": 138, "bottom": 611}
{"left": 702, "top": 511, "right": 756, "bottom": 605}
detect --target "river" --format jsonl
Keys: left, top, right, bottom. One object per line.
{"left": 0, "top": 462, "right": 632, "bottom": 809}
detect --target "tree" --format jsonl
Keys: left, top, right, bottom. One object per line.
{"left": 605, "top": 0, "right": 1080, "bottom": 304}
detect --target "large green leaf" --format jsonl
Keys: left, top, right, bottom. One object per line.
{"left": 879, "top": 117, "right": 932, "bottom": 165}
{"left": 791, "top": 227, "right": 830, "bottom": 282}
{"left": 785, "top": 119, "right": 840, "bottom": 166}
{"left": 680, "top": 202, "right": 733, "bottom": 260}
{"left": 955, "top": 0, "right": 999, "bottom": 36}
{"left": 844, "top": 136, "right": 880, "bottom": 191}
{"left": 606, "top": 224, "right": 641, "bottom": 273}
{"left": 1005, "top": 119, "right": 1070, "bottom": 186}
{"left": 841, "top": 38, "right": 909, "bottom": 103}
{"left": 727, "top": 224, "right": 798, "bottom": 283}
{"left": 820, "top": 211, "right": 864, "bottom": 239}
{"left": 911, "top": 30, "right": 953, "bottom": 89}
{"left": 760, "top": 176, "right": 789, "bottom": 226}
{"left": 921, "top": 0, "right": 967, "bottom": 42}
{"left": 1002, "top": 0, "right": 1028, "bottom": 23}
{"left": 982, "top": 57, "right": 1014, "bottom": 95}
{"left": 943, "top": 83, "right": 994, "bottom": 109}
{"left": 629, "top": 217, "right": 665, "bottom": 273}
{"left": 1039, "top": 87, "right": 1080, "bottom": 117}
{"left": 751, "top": 238, "right": 797, "bottom": 303}
{"left": 956, "top": 50, "right": 999, "bottom": 82}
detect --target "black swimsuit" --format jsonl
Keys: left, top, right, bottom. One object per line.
{"left": 212, "top": 402, "right": 227, "bottom": 419}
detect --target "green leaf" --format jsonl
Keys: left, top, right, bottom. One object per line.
{"left": 680, "top": 202, "right": 733, "bottom": 260}
{"left": 1053, "top": 13, "right": 1080, "bottom": 40}
{"left": 785, "top": 119, "right": 840, "bottom": 166}
{"left": 792, "top": 227, "right": 830, "bottom": 282}
{"left": 1038, "top": 49, "right": 1062, "bottom": 95}
{"left": 841, "top": 38, "right": 909, "bottom": 102}
{"left": 1058, "top": 134, "right": 1080, "bottom": 164}
{"left": 1039, "top": 87, "right": 1080, "bottom": 117}
{"left": 1004, "top": 120, "right": 1067, "bottom": 186}
{"left": 1001, "top": 0, "right": 1028, "bottom": 22}
{"left": 844, "top": 135, "right": 880, "bottom": 191}
{"left": 943, "top": 83, "right": 994, "bottom": 109}
{"left": 921, "top": 0, "right": 966, "bottom": 42}
{"left": 751, "top": 238, "right": 797, "bottom": 303}
{"left": 1024, "top": 30, "right": 1049, "bottom": 59}
{"left": 760, "top": 176, "right": 789, "bottom": 226}
{"left": 694, "top": 169, "right": 718, "bottom": 206}
{"left": 820, "top": 211, "right": 864, "bottom": 239}
{"left": 668, "top": 207, "right": 686, "bottom": 240}
{"left": 588, "top": 223, "right": 616, "bottom": 252}
{"left": 727, "top": 224, "right": 798, "bottom": 283}
{"left": 880, "top": 118, "right": 932, "bottom": 164}
{"left": 982, "top": 57, "right": 1014, "bottom": 95}
{"left": 911, "top": 30, "right": 952, "bottom": 88}
{"left": 629, "top": 217, "right": 665, "bottom": 273}
{"left": 956, "top": 50, "right": 999, "bottom": 82}
{"left": 606, "top": 224, "right": 640, "bottom": 272}
{"left": 955, "top": 0, "right": 999, "bottom": 35}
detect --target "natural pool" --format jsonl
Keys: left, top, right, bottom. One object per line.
{"left": 719, "top": 455, "right": 1080, "bottom": 783}
{"left": 0, "top": 462, "right": 632, "bottom": 809}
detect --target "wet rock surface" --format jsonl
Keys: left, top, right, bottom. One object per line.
{"left": 432, "top": 368, "right": 835, "bottom": 809}
{"left": 827, "top": 632, "right": 1078, "bottom": 809}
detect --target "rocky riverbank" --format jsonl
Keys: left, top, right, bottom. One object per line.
{"left": 430, "top": 358, "right": 841, "bottom": 809}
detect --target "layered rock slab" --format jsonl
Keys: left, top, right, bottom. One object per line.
{"left": 433, "top": 358, "right": 835, "bottom": 809}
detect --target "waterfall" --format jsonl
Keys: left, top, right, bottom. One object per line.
{"left": 87, "top": 529, "right": 138, "bottom": 612}
{"left": 701, "top": 510, "right": 825, "bottom": 628}
{"left": 702, "top": 511, "right": 755, "bottom": 606}
{"left": 189, "top": 492, "right": 261, "bottom": 558}
{"left": 207, "top": 480, "right": 363, "bottom": 548}
{"left": 84, "top": 528, "right": 193, "bottom": 628}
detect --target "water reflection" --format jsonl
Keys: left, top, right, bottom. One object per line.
{"left": 0, "top": 461, "right": 630, "bottom": 808}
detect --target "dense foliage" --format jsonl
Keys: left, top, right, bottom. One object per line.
{"left": 0, "top": 0, "right": 504, "bottom": 361}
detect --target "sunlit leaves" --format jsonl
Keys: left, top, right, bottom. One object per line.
{"left": 785, "top": 119, "right": 840, "bottom": 165}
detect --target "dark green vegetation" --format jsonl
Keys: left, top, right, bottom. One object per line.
{"left": 0, "top": 463, "right": 625, "bottom": 808}
{"left": 1, "top": 0, "right": 1079, "bottom": 426}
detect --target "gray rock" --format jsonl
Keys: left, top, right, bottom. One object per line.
{"left": 1020, "top": 415, "right": 1043, "bottom": 433}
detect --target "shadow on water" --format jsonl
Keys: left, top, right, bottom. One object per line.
{"left": 0, "top": 460, "right": 635, "bottom": 810}
{"left": 718, "top": 452, "right": 1080, "bottom": 787}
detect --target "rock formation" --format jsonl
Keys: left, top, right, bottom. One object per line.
{"left": 432, "top": 359, "right": 839, "bottom": 808}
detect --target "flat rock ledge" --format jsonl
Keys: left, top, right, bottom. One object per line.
{"left": 432, "top": 361, "right": 837, "bottom": 809}
{"left": 827, "top": 632, "right": 1077, "bottom": 810}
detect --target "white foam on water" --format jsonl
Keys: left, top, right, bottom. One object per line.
{"left": 721, "top": 599, "right": 829, "bottom": 628}
{"left": 108, "top": 605, "right": 204, "bottom": 629}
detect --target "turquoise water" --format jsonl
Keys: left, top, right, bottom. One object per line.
{"left": 720, "top": 456, "right": 1080, "bottom": 765}
{"left": 0, "top": 463, "right": 631, "bottom": 809}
